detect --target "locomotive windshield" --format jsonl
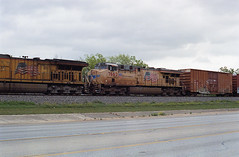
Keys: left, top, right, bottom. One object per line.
{"left": 95, "top": 63, "right": 118, "bottom": 71}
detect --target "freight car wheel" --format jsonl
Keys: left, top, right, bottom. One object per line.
{"left": 167, "top": 88, "right": 174, "bottom": 96}
{"left": 100, "top": 89, "right": 106, "bottom": 95}
{"left": 161, "top": 91, "right": 167, "bottom": 96}
{"left": 174, "top": 89, "right": 182, "bottom": 96}
{"left": 190, "top": 93, "right": 197, "bottom": 97}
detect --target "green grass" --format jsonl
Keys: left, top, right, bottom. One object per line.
{"left": 0, "top": 100, "right": 239, "bottom": 115}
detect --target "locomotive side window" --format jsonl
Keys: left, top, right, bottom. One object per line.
{"left": 108, "top": 65, "right": 117, "bottom": 71}
{"left": 130, "top": 66, "right": 133, "bottom": 71}
{"left": 166, "top": 76, "right": 169, "bottom": 83}
{"left": 58, "top": 72, "right": 60, "bottom": 80}
{"left": 95, "top": 63, "right": 107, "bottom": 69}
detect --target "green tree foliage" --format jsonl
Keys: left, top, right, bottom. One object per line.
{"left": 84, "top": 53, "right": 107, "bottom": 69}
{"left": 219, "top": 66, "right": 239, "bottom": 75}
{"left": 108, "top": 54, "right": 148, "bottom": 68}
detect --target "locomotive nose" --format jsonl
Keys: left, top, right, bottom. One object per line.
{"left": 87, "top": 69, "right": 99, "bottom": 82}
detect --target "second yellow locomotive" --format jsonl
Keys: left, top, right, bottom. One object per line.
{"left": 0, "top": 54, "right": 88, "bottom": 94}
{"left": 86, "top": 63, "right": 182, "bottom": 96}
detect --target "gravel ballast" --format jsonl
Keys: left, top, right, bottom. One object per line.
{"left": 1, "top": 95, "right": 239, "bottom": 104}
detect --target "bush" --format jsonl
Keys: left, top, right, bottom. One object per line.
{"left": 158, "top": 112, "right": 166, "bottom": 116}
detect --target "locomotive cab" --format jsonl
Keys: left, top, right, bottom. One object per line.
{"left": 88, "top": 63, "right": 118, "bottom": 84}
{"left": 95, "top": 63, "right": 118, "bottom": 71}
{"left": 87, "top": 63, "right": 122, "bottom": 95}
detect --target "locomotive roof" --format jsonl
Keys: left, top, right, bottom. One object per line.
{"left": 104, "top": 63, "right": 118, "bottom": 66}
{"left": 180, "top": 68, "right": 232, "bottom": 74}
{"left": 0, "top": 54, "right": 88, "bottom": 67}
{"left": 46, "top": 59, "right": 88, "bottom": 66}
{"left": 96, "top": 62, "right": 182, "bottom": 74}
{"left": 157, "top": 68, "right": 182, "bottom": 74}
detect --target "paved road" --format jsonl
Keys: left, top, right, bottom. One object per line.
{"left": 0, "top": 113, "right": 239, "bottom": 157}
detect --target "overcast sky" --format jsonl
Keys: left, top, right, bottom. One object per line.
{"left": 0, "top": 0, "right": 239, "bottom": 70}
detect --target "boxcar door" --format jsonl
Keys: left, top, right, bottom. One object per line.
{"left": 208, "top": 72, "right": 218, "bottom": 94}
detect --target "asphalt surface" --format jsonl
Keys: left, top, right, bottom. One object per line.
{"left": 0, "top": 113, "right": 239, "bottom": 157}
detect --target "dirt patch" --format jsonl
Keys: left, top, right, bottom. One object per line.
{"left": 0, "top": 109, "right": 239, "bottom": 125}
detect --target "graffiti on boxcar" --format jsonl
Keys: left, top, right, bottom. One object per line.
{"left": 144, "top": 72, "right": 158, "bottom": 83}
{"left": 206, "top": 79, "right": 217, "bottom": 84}
{"left": 15, "top": 63, "right": 40, "bottom": 76}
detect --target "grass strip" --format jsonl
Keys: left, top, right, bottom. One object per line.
{"left": 0, "top": 100, "right": 239, "bottom": 115}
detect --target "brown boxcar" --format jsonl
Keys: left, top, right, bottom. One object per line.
{"left": 180, "top": 69, "right": 232, "bottom": 96}
{"left": 232, "top": 74, "right": 239, "bottom": 96}
{"left": 0, "top": 54, "right": 88, "bottom": 94}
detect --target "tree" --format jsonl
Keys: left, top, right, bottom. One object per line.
{"left": 84, "top": 53, "right": 107, "bottom": 69}
{"left": 108, "top": 54, "right": 148, "bottom": 68}
{"left": 219, "top": 66, "right": 239, "bottom": 75}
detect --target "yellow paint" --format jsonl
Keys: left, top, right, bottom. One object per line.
{"left": 2, "top": 121, "right": 237, "bottom": 142}
{"left": 0, "top": 57, "right": 85, "bottom": 84}
{"left": 25, "top": 130, "right": 239, "bottom": 157}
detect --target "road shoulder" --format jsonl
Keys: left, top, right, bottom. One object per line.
{"left": 0, "top": 108, "right": 239, "bottom": 125}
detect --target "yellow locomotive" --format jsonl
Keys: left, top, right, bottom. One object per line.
{"left": 86, "top": 63, "right": 182, "bottom": 95}
{"left": 0, "top": 54, "right": 88, "bottom": 94}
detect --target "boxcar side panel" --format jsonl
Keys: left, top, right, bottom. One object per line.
{"left": 218, "top": 73, "right": 232, "bottom": 94}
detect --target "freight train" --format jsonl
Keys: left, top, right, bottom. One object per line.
{"left": 0, "top": 54, "right": 237, "bottom": 96}
{"left": 87, "top": 63, "right": 233, "bottom": 96}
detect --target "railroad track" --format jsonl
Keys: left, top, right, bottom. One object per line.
{"left": 1, "top": 95, "right": 239, "bottom": 104}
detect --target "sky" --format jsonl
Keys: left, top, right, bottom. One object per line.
{"left": 0, "top": 0, "right": 239, "bottom": 71}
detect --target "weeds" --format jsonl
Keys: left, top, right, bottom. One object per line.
{"left": 0, "top": 100, "right": 239, "bottom": 115}
{"left": 151, "top": 112, "right": 166, "bottom": 116}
